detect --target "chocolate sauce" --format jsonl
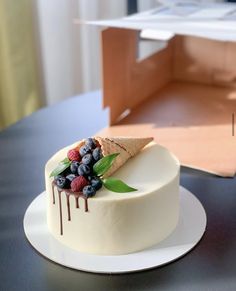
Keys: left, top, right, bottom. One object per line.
{"left": 80, "top": 196, "right": 88, "bottom": 212}
{"left": 58, "top": 190, "right": 63, "bottom": 235}
{"left": 75, "top": 197, "right": 79, "bottom": 208}
{"left": 52, "top": 183, "right": 55, "bottom": 204}
{"left": 52, "top": 182, "right": 89, "bottom": 235}
{"left": 66, "top": 194, "right": 71, "bottom": 221}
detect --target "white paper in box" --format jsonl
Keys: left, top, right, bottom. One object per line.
{"left": 76, "top": 2, "right": 236, "bottom": 42}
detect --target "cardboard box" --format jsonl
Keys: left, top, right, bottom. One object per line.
{"left": 79, "top": 3, "right": 236, "bottom": 176}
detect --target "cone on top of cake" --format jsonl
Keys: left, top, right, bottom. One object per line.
{"left": 50, "top": 136, "right": 153, "bottom": 197}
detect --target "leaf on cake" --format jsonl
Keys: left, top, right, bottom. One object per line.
{"left": 93, "top": 153, "right": 119, "bottom": 177}
{"left": 103, "top": 177, "right": 137, "bottom": 193}
{"left": 50, "top": 158, "right": 72, "bottom": 177}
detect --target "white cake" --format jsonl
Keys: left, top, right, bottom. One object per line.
{"left": 45, "top": 139, "right": 180, "bottom": 255}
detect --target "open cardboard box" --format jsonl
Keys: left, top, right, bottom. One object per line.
{"left": 79, "top": 3, "right": 236, "bottom": 177}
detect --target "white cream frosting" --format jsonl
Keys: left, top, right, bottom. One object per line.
{"left": 45, "top": 141, "right": 180, "bottom": 255}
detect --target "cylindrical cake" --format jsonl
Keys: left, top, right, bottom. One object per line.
{"left": 45, "top": 141, "right": 180, "bottom": 255}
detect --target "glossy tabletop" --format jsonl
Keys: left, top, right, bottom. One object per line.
{"left": 0, "top": 91, "right": 235, "bottom": 291}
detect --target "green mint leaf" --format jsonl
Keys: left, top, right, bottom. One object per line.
{"left": 93, "top": 153, "right": 119, "bottom": 176}
{"left": 60, "top": 157, "right": 70, "bottom": 164}
{"left": 50, "top": 159, "right": 72, "bottom": 177}
{"left": 103, "top": 177, "right": 137, "bottom": 193}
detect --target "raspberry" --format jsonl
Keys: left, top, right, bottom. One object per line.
{"left": 67, "top": 149, "right": 81, "bottom": 161}
{"left": 71, "top": 176, "right": 88, "bottom": 192}
{"left": 95, "top": 140, "right": 101, "bottom": 148}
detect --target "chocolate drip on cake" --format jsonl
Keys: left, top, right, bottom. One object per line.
{"left": 80, "top": 196, "right": 88, "bottom": 212}
{"left": 58, "top": 190, "right": 63, "bottom": 235}
{"left": 75, "top": 196, "right": 79, "bottom": 208}
{"left": 66, "top": 194, "right": 71, "bottom": 221}
{"left": 52, "top": 182, "right": 89, "bottom": 235}
{"left": 52, "top": 183, "right": 55, "bottom": 204}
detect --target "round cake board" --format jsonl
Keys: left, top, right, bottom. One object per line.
{"left": 23, "top": 186, "right": 206, "bottom": 274}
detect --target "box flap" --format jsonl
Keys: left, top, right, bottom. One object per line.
{"left": 76, "top": 2, "right": 236, "bottom": 42}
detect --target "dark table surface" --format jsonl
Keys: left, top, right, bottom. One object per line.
{"left": 0, "top": 91, "right": 235, "bottom": 291}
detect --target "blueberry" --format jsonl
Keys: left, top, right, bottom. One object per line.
{"left": 70, "top": 161, "right": 80, "bottom": 174}
{"left": 78, "top": 164, "right": 91, "bottom": 176}
{"left": 85, "top": 138, "right": 96, "bottom": 150}
{"left": 66, "top": 174, "right": 77, "bottom": 182}
{"left": 55, "top": 175, "right": 69, "bottom": 189}
{"left": 79, "top": 145, "right": 91, "bottom": 157}
{"left": 83, "top": 185, "right": 96, "bottom": 197}
{"left": 90, "top": 176, "right": 103, "bottom": 190}
{"left": 82, "top": 153, "right": 93, "bottom": 165}
{"left": 92, "top": 147, "right": 103, "bottom": 161}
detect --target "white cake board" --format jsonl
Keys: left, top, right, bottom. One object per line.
{"left": 23, "top": 186, "right": 206, "bottom": 274}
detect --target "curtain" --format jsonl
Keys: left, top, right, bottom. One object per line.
{"left": 0, "top": 0, "right": 42, "bottom": 130}
{"left": 36, "top": 0, "right": 127, "bottom": 105}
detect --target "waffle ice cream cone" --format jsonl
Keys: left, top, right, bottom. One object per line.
{"left": 95, "top": 136, "right": 153, "bottom": 177}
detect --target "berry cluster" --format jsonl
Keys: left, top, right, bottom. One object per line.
{"left": 54, "top": 138, "right": 103, "bottom": 197}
